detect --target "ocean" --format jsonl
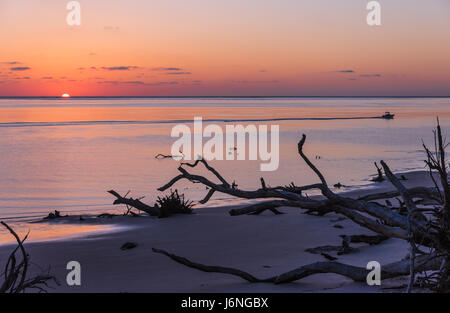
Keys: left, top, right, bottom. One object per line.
{"left": 0, "top": 97, "right": 449, "bottom": 242}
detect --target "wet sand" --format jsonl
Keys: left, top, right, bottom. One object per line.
{"left": 0, "top": 170, "right": 438, "bottom": 293}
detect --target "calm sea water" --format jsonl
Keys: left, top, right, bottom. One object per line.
{"left": 0, "top": 97, "right": 449, "bottom": 242}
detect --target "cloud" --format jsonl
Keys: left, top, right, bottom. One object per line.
{"left": 11, "top": 67, "right": 30, "bottom": 71}
{"left": 2, "top": 61, "right": 21, "bottom": 65}
{"left": 97, "top": 80, "right": 179, "bottom": 86}
{"left": 141, "top": 81, "right": 179, "bottom": 86}
{"left": 41, "top": 77, "right": 53, "bottom": 80}
{"left": 232, "top": 79, "right": 280, "bottom": 84}
{"left": 360, "top": 74, "right": 382, "bottom": 78}
{"left": 166, "top": 71, "right": 191, "bottom": 75}
{"left": 259, "top": 69, "right": 268, "bottom": 73}
{"left": 123, "top": 81, "right": 146, "bottom": 85}
{"left": 97, "top": 80, "right": 119, "bottom": 85}
{"left": 152, "top": 67, "right": 183, "bottom": 71}
{"left": 153, "top": 81, "right": 178, "bottom": 86}
{"left": 101, "top": 66, "right": 140, "bottom": 71}
{"left": 334, "top": 70, "right": 355, "bottom": 73}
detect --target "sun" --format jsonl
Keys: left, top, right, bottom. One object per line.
{"left": 61, "top": 93, "right": 71, "bottom": 98}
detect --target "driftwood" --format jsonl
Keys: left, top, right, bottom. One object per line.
{"left": 108, "top": 189, "right": 194, "bottom": 218}
{"left": 152, "top": 248, "right": 269, "bottom": 283}
{"left": 108, "top": 190, "right": 160, "bottom": 216}
{"left": 420, "top": 118, "right": 450, "bottom": 291}
{"left": 357, "top": 186, "right": 441, "bottom": 203}
{"left": 153, "top": 120, "right": 450, "bottom": 291}
{"left": 0, "top": 222, "right": 57, "bottom": 293}
{"left": 303, "top": 235, "right": 389, "bottom": 261}
{"left": 155, "top": 153, "right": 173, "bottom": 159}
{"left": 305, "top": 234, "right": 389, "bottom": 257}
{"left": 152, "top": 247, "right": 441, "bottom": 284}
{"left": 159, "top": 134, "right": 432, "bottom": 245}
{"left": 344, "top": 234, "right": 389, "bottom": 245}
{"left": 229, "top": 200, "right": 293, "bottom": 216}
{"left": 43, "top": 210, "right": 67, "bottom": 220}
{"left": 371, "top": 162, "right": 385, "bottom": 182}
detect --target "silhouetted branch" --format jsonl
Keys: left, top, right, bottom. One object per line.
{"left": 152, "top": 247, "right": 441, "bottom": 285}
{"left": 0, "top": 222, "right": 57, "bottom": 293}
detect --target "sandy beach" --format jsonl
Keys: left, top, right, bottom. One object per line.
{"left": 0, "top": 170, "right": 437, "bottom": 293}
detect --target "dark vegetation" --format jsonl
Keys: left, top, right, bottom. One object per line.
{"left": 0, "top": 222, "right": 57, "bottom": 293}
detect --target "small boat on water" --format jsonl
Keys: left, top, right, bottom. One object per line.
{"left": 381, "top": 111, "right": 395, "bottom": 119}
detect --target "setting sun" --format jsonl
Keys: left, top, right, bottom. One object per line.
{"left": 61, "top": 93, "right": 71, "bottom": 98}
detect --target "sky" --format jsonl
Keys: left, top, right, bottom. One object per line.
{"left": 0, "top": 0, "right": 449, "bottom": 97}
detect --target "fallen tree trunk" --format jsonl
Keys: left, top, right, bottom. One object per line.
{"left": 152, "top": 247, "right": 442, "bottom": 284}
{"left": 158, "top": 134, "right": 437, "bottom": 247}
{"left": 152, "top": 123, "right": 449, "bottom": 291}
{"left": 229, "top": 200, "right": 290, "bottom": 216}
{"left": 108, "top": 190, "right": 160, "bottom": 216}
{"left": 357, "top": 186, "right": 441, "bottom": 203}
{"left": 152, "top": 248, "right": 268, "bottom": 283}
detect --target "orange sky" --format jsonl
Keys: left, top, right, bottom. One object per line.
{"left": 0, "top": 0, "right": 449, "bottom": 96}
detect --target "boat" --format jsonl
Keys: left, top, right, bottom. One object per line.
{"left": 381, "top": 111, "right": 395, "bottom": 119}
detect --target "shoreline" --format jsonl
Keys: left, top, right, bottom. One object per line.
{"left": 0, "top": 169, "right": 439, "bottom": 292}
{"left": 0, "top": 169, "right": 431, "bottom": 245}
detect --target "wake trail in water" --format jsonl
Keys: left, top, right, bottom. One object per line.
{"left": 0, "top": 116, "right": 389, "bottom": 128}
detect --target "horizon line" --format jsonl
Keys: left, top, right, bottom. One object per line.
{"left": 1, "top": 95, "right": 450, "bottom": 99}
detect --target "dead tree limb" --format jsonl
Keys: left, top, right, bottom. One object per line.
{"left": 152, "top": 248, "right": 270, "bottom": 283}
{"left": 154, "top": 122, "right": 450, "bottom": 291}
{"left": 182, "top": 159, "right": 230, "bottom": 187}
{"left": 296, "top": 135, "right": 421, "bottom": 237}
{"left": 357, "top": 187, "right": 441, "bottom": 203}
{"left": 380, "top": 161, "right": 417, "bottom": 213}
{"left": 108, "top": 190, "right": 160, "bottom": 216}
{"left": 229, "top": 200, "right": 291, "bottom": 216}
{"left": 345, "top": 234, "right": 389, "bottom": 245}
{"left": 380, "top": 160, "right": 438, "bottom": 293}
{"left": 0, "top": 222, "right": 57, "bottom": 293}
{"left": 150, "top": 119, "right": 450, "bottom": 293}
{"left": 371, "top": 162, "right": 385, "bottom": 182}
{"left": 152, "top": 247, "right": 441, "bottom": 285}
{"left": 420, "top": 118, "right": 450, "bottom": 291}
{"left": 155, "top": 153, "right": 173, "bottom": 159}
{"left": 159, "top": 159, "right": 321, "bottom": 205}
{"left": 229, "top": 199, "right": 330, "bottom": 216}
{"left": 158, "top": 134, "right": 436, "bottom": 246}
